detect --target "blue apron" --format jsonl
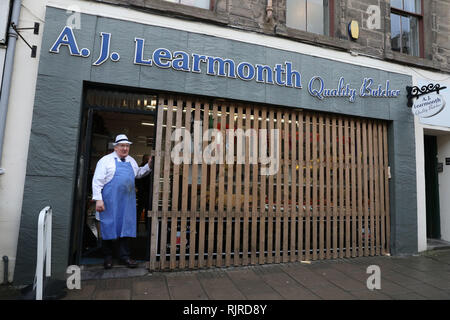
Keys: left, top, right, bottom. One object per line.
{"left": 100, "top": 158, "right": 136, "bottom": 240}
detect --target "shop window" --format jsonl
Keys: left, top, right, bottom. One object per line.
{"left": 286, "top": 0, "right": 330, "bottom": 36}
{"left": 390, "top": 0, "right": 423, "bottom": 57}
{"left": 164, "top": 0, "right": 211, "bottom": 10}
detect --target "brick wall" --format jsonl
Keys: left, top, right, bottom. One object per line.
{"left": 93, "top": 0, "right": 449, "bottom": 72}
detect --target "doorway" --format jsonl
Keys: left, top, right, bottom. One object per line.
{"left": 424, "top": 135, "right": 441, "bottom": 239}
{"left": 69, "top": 87, "right": 158, "bottom": 266}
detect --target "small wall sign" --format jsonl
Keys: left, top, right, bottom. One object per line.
{"left": 411, "top": 93, "right": 446, "bottom": 118}
{"left": 446, "top": 157, "right": 450, "bottom": 165}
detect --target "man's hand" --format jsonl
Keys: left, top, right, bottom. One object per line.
{"left": 96, "top": 200, "right": 105, "bottom": 212}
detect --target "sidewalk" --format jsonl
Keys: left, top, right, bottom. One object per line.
{"left": 61, "top": 248, "right": 450, "bottom": 300}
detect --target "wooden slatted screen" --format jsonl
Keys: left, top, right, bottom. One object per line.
{"left": 148, "top": 94, "right": 390, "bottom": 270}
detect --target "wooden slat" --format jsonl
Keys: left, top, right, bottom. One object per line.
{"left": 275, "top": 111, "right": 282, "bottom": 264}
{"left": 234, "top": 105, "right": 243, "bottom": 265}
{"left": 198, "top": 102, "right": 210, "bottom": 268}
{"left": 242, "top": 107, "right": 251, "bottom": 265}
{"left": 383, "top": 124, "right": 390, "bottom": 254}
{"left": 283, "top": 111, "right": 290, "bottom": 263}
{"left": 298, "top": 112, "right": 304, "bottom": 262}
{"left": 338, "top": 118, "right": 344, "bottom": 258}
{"left": 319, "top": 115, "right": 325, "bottom": 260}
{"left": 290, "top": 111, "right": 297, "bottom": 262}
{"left": 216, "top": 104, "right": 226, "bottom": 266}
{"left": 373, "top": 121, "right": 380, "bottom": 256}
{"left": 345, "top": 119, "right": 351, "bottom": 258}
{"left": 172, "top": 98, "right": 183, "bottom": 212}
{"left": 368, "top": 121, "right": 375, "bottom": 256}
{"left": 225, "top": 105, "right": 234, "bottom": 267}
{"left": 325, "top": 117, "right": 331, "bottom": 259}
{"left": 267, "top": 109, "right": 275, "bottom": 263}
{"left": 181, "top": 100, "right": 192, "bottom": 212}
{"left": 159, "top": 212, "right": 168, "bottom": 269}
{"left": 356, "top": 121, "right": 363, "bottom": 258}
{"left": 149, "top": 210, "right": 159, "bottom": 270}
{"left": 179, "top": 211, "right": 187, "bottom": 268}
{"left": 150, "top": 99, "right": 165, "bottom": 269}
{"left": 332, "top": 117, "right": 338, "bottom": 259}
{"left": 207, "top": 103, "right": 219, "bottom": 267}
{"left": 305, "top": 114, "right": 311, "bottom": 261}
{"left": 350, "top": 120, "right": 357, "bottom": 258}
{"left": 362, "top": 120, "right": 369, "bottom": 256}
{"left": 259, "top": 109, "right": 267, "bottom": 265}
{"left": 191, "top": 100, "right": 201, "bottom": 212}
{"left": 162, "top": 98, "right": 174, "bottom": 212}
{"left": 170, "top": 213, "right": 178, "bottom": 269}
{"left": 311, "top": 115, "right": 318, "bottom": 260}
{"left": 189, "top": 101, "right": 202, "bottom": 268}
{"left": 251, "top": 108, "right": 259, "bottom": 265}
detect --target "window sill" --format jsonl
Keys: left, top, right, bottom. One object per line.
{"left": 384, "top": 50, "right": 445, "bottom": 71}
{"left": 95, "top": 0, "right": 229, "bottom": 26}
{"left": 275, "top": 26, "right": 350, "bottom": 52}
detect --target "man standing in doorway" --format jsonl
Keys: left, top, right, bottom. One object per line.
{"left": 93, "top": 134, "right": 152, "bottom": 269}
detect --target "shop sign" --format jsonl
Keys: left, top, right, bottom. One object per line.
{"left": 49, "top": 26, "right": 402, "bottom": 102}
{"left": 407, "top": 83, "right": 447, "bottom": 118}
{"left": 411, "top": 93, "right": 446, "bottom": 118}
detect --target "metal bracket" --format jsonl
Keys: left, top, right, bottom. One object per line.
{"left": 406, "top": 83, "right": 447, "bottom": 108}
{"left": 10, "top": 22, "right": 39, "bottom": 58}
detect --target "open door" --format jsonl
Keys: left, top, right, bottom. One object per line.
{"left": 69, "top": 87, "right": 157, "bottom": 266}
{"left": 424, "top": 135, "right": 441, "bottom": 239}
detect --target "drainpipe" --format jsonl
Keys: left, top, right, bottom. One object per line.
{"left": 0, "top": 0, "right": 22, "bottom": 175}
{"left": 266, "top": 0, "right": 273, "bottom": 22}
{"left": 2, "top": 256, "right": 9, "bottom": 284}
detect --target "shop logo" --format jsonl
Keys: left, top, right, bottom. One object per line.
{"left": 411, "top": 93, "right": 446, "bottom": 118}
{"left": 171, "top": 121, "right": 280, "bottom": 175}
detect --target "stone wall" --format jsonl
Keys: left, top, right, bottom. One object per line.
{"left": 92, "top": 0, "right": 450, "bottom": 72}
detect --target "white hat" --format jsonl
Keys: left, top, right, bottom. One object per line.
{"left": 113, "top": 134, "right": 133, "bottom": 145}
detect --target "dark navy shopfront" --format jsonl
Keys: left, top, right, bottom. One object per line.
{"left": 14, "top": 6, "right": 416, "bottom": 284}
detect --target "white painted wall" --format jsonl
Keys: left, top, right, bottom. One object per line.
{"left": 437, "top": 134, "right": 450, "bottom": 242}
{"left": 0, "top": 0, "right": 448, "bottom": 282}
{"left": 413, "top": 75, "right": 450, "bottom": 252}
{"left": 0, "top": 0, "right": 46, "bottom": 284}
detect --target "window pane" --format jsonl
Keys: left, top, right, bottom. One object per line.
{"left": 287, "top": 0, "right": 307, "bottom": 31}
{"left": 404, "top": 0, "right": 421, "bottom": 13}
{"left": 401, "top": 15, "right": 419, "bottom": 56}
{"left": 307, "top": 0, "right": 325, "bottom": 35}
{"left": 180, "top": 0, "right": 210, "bottom": 9}
{"left": 390, "top": 0, "right": 403, "bottom": 10}
{"left": 390, "top": 13, "right": 401, "bottom": 52}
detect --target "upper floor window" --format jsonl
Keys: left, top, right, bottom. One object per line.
{"left": 390, "top": 0, "right": 423, "bottom": 57}
{"left": 286, "top": 0, "right": 330, "bottom": 36}
{"left": 164, "top": 0, "right": 211, "bottom": 10}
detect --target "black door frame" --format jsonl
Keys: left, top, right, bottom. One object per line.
{"left": 69, "top": 102, "right": 158, "bottom": 266}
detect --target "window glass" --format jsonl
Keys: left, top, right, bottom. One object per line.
{"left": 164, "top": 0, "right": 210, "bottom": 10}
{"left": 390, "top": 0, "right": 403, "bottom": 10}
{"left": 287, "top": 0, "right": 307, "bottom": 31}
{"left": 390, "top": 13, "right": 401, "bottom": 52}
{"left": 286, "top": 0, "right": 328, "bottom": 35}
{"left": 403, "top": 0, "right": 421, "bottom": 13}
{"left": 404, "top": 15, "right": 419, "bottom": 55}
{"left": 307, "top": 0, "right": 324, "bottom": 35}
